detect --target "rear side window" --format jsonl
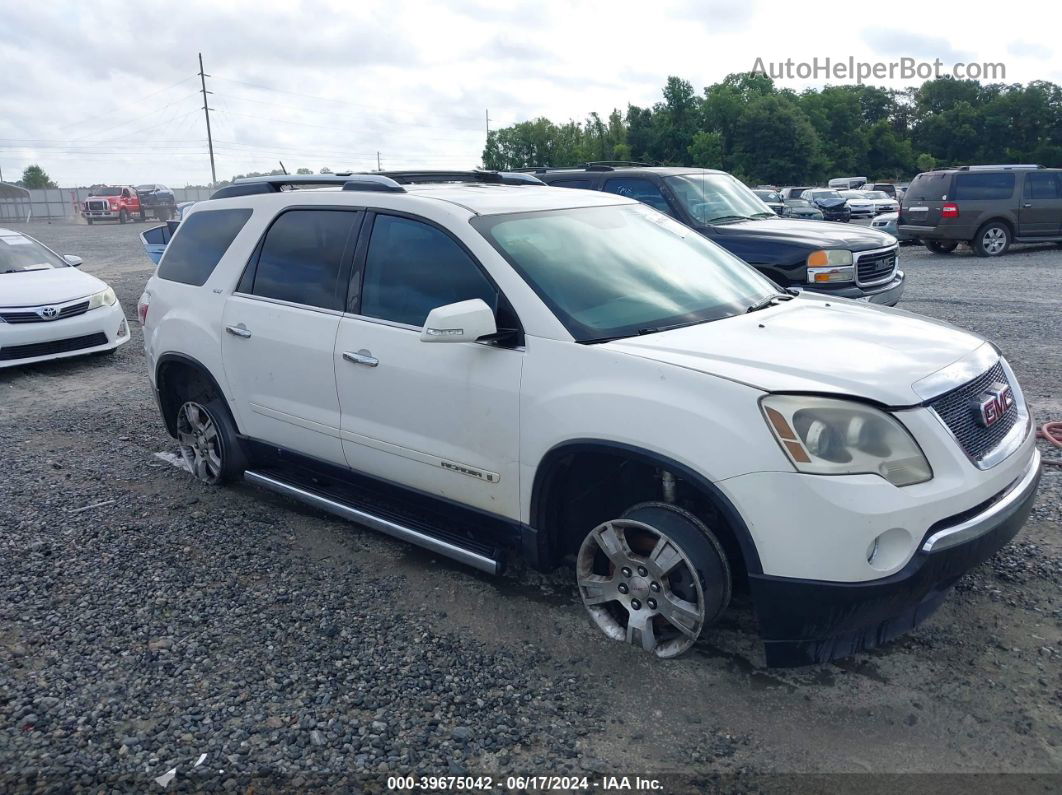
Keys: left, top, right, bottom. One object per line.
{"left": 158, "top": 209, "right": 252, "bottom": 286}
{"left": 359, "top": 214, "right": 497, "bottom": 327}
{"left": 248, "top": 210, "right": 359, "bottom": 311}
{"left": 602, "top": 178, "right": 674, "bottom": 216}
{"left": 1023, "top": 172, "right": 1062, "bottom": 199}
{"left": 903, "top": 173, "right": 951, "bottom": 203}
{"left": 952, "top": 172, "right": 1015, "bottom": 200}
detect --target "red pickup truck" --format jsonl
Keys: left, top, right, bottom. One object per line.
{"left": 82, "top": 186, "right": 142, "bottom": 224}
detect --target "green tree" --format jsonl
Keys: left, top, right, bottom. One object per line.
{"left": 916, "top": 153, "right": 937, "bottom": 172}
{"left": 295, "top": 167, "right": 313, "bottom": 175}
{"left": 687, "top": 131, "right": 723, "bottom": 168}
{"left": 20, "top": 164, "right": 56, "bottom": 189}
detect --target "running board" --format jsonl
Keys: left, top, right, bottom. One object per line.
{"left": 243, "top": 469, "right": 502, "bottom": 574}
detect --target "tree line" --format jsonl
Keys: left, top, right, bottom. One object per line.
{"left": 481, "top": 73, "right": 1062, "bottom": 185}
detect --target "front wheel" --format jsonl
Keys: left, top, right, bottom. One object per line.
{"left": 973, "top": 222, "right": 1011, "bottom": 257}
{"left": 925, "top": 240, "right": 958, "bottom": 254}
{"left": 576, "top": 502, "right": 731, "bottom": 658}
{"left": 119, "top": 210, "right": 128, "bottom": 224}
{"left": 175, "top": 398, "right": 245, "bottom": 485}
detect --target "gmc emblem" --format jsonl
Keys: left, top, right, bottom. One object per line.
{"left": 970, "top": 382, "right": 1014, "bottom": 428}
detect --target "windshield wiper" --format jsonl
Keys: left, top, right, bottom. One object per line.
{"left": 746, "top": 293, "right": 794, "bottom": 314}
{"left": 704, "top": 214, "right": 751, "bottom": 224}
{"left": 749, "top": 212, "right": 776, "bottom": 219}
{"left": 580, "top": 318, "right": 713, "bottom": 344}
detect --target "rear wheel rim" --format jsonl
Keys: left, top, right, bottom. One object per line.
{"left": 176, "top": 401, "right": 223, "bottom": 484}
{"left": 983, "top": 227, "right": 1007, "bottom": 255}
{"left": 576, "top": 518, "right": 706, "bottom": 658}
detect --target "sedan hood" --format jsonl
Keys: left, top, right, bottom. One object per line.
{"left": 709, "top": 217, "right": 893, "bottom": 251}
{"left": 605, "top": 296, "right": 986, "bottom": 405}
{"left": 0, "top": 267, "right": 106, "bottom": 307}
{"left": 813, "top": 198, "right": 847, "bottom": 208}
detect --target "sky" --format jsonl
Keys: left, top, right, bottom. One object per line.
{"left": 1, "top": 0, "right": 1059, "bottom": 187}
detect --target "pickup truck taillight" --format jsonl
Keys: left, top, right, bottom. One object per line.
{"left": 941, "top": 202, "right": 959, "bottom": 218}
{"left": 137, "top": 293, "right": 150, "bottom": 325}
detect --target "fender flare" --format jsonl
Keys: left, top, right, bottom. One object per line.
{"left": 528, "top": 438, "right": 762, "bottom": 574}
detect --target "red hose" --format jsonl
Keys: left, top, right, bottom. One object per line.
{"left": 1038, "top": 420, "right": 1062, "bottom": 467}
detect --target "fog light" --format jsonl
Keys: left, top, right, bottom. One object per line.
{"left": 866, "top": 527, "right": 914, "bottom": 572}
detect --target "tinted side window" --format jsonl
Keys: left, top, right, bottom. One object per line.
{"left": 551, "top": 179, "right": 593, "bottom": 189}
{"left": 360, "top": 215, "right": 497, "bottom": 327}
{"left": 903, "top": 173, "right": 951, "bottom": 203}
{"left": 1023, "top": 172, "right": 1061, "bottom": 200}
{"left": 250, "top": 210, "right": 358, "bottom": 311}
{"left": 602, "top": 178, "right": 673, "bottom": 215}
{"left": 158, "top": 209, "right": 252, "bottom": 286}
{"left": 953, "top": 172, "right": 1015, "bottom": 200}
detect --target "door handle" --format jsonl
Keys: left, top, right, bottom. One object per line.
{"left": 1023, "top": 202, "right": 1032, "bottom": 208}
{"left": 343, "top": 349, "right": 379, "bottom": 367}
{"left": 225, "top": 324, "right": 252, "bottom": 338}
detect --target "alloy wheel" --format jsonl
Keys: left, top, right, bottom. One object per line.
{"left": 982, "top": 227, "right": 1007, "bottom": 255}
{"left": 176, "top": 401, "right": 223, "bottom": 484}
{"left": 576, "top": 518, "right": 706, "bottom": 658}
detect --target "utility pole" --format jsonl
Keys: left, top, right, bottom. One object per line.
{"left": 376, "top": 152, "right": 381, "bottom": 171}
{"left": 198, "top": 53, "right": 217, "bottom": 186}
{"left": 485, "top": 108, "right": 490, "bottom": 138}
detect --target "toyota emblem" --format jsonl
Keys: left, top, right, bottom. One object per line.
{"left": 37, "top": 306, "right": 59, "bottom": 320}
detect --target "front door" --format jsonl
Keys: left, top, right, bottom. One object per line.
{"left": 1018, "top": 172, "right": 1062, "bottom": 237}
{"left": 334, "top": 212, "right": 523, "bottom": 517}
{"left": 222, "top": 208, "right": 361, "bottom": 466}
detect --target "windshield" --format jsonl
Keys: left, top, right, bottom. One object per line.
{"left": 665, "top": 173, "right": 775, "bottom": 225}
{"left": 786, "top": 199, "right": 812, "bottom": 207}
{"left": 472, "top": 203, "right": 778, "bottom": 343}
{"left": 0, "top": 232, "right": 68, "bottom": 273}
{"left": 864, "top": 191, "right": 888, "bottom": 199}
{"left": 812, "top": 190, "right": 842, "bottom": 200}
{"left": 754, "top": 190, "right": 781, "bottom": 202}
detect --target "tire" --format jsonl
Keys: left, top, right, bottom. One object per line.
{"left": 139, "top": 211, "right": 146, "bottom": 222}
{"left": 973, "top": 221, "right": 1011, "bottom": 257}
{"left": 86, "top": 218, "right": 94, "bottom": 225}
{"left": 174, "top": 395, "right": 245, "bottom": 485}
{"left": 119, "top": 210, "right": 128, "bottom": 224}
{"left": 925, "top": 240, "right": 958, "bottom": 254}
{"left": 575, "top": 501, "right": 731, "bottom": 658}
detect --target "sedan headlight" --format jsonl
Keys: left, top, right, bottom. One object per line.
{"left": 806, "top": 249, "right": 854, "bottom": 283}
{"left": 87, "top": 287, "right": 117, "bottom": 310}
{"left": 760, "top": 395, "right": 932, "bottom": 486}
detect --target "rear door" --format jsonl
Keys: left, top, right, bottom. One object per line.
{"left": 221, "top": 208, "right": 361, "bottom": 466}
{"left": 1018, "top": 172, "right": 1062, "bottom": 237}
{"left": 899, "top": 172, "right": 952, "bottom": 227}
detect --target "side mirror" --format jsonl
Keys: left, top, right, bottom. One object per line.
{"left": 63, "top": 255, "right": 83, "bottom": 267}
{"left": 420, "top": 299, "right": 497, "bottom": 344}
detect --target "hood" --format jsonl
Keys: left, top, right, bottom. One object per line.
{"left": 708, "top": 217, "right": 893, "bottom": 251}
{"left": 812, "top": 197, "right": 847, "bottom": 208}
{"left": 604, "top": 295, "right": 985, "bottom": 405}
{"left": 0, "top": 267, "right": 106, "bottom": 307}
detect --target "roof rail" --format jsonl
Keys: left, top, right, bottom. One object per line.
{"left": 210, "top": 174, "right": 355, "bottom": 200}
{"left": 956, "top": 164, "right": 1044, "bottom": 171}
{"left": 584, "top": 160, "right": 653, "bottom": 170}
{"left": 371, "top": 170, "right": 543, "bottom": 186}
{"left": 341, "top": 175, "right": 405, "bottom": 193}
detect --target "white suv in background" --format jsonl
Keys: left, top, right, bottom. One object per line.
{"left": 1, "top": 228, "right": 129, "bottom": 367}
{"left": 138, "top": 172, "right": 1041, "bottom": 666}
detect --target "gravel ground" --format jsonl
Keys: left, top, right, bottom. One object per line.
{"left": 1, "top": 220, "right": 1060, "bottom": 792}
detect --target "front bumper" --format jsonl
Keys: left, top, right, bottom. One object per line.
{"left": 802, "top": 271, "right": 905, "bottom": 306}
{"left": 747, "top": 450, "right": 1041, "bottom": 666}
{"left": 0, "top": 302, "right": 129, "bottom": 367}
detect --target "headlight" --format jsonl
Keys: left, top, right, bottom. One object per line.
{"left": 87, "top": 287, "right": 117, "bottom": 310}
{"left": 807, "top": 249, "right": 854, "bottom": 283}
{"left": 760, "top": 395, "right": 932, "bottom": 486}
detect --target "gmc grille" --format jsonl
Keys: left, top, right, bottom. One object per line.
{"left": 928, "top": 361, "right": 1020, "bottom": 464}
{"left": 855, "top": 249, "right": 897, "bottom": 285}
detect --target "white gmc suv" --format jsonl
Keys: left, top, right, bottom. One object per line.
{"left": 139, "top": 172, "right": 1041, "bottom": 666}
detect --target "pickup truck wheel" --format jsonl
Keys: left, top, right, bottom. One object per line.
{"left": 575, "top": 502, "right": 730, "bottom": 658}
{"left": 119, "top": 210, "right": 128, "bottom": 224}
{"left": 925, "top": 240, "right": 957, "bottom": 254}
{"left": 175, "top": 398, "right": 243, "bottom": 485}
{"left": 973, "top": 222, "right": 1011, "bottom": 257}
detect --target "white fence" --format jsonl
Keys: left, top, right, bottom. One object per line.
{"left": 7, "top": 187, "right": 216, "bottom": 222}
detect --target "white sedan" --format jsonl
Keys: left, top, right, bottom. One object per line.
{"left": 0, "top": 228, "right": 130, "bottom": 367}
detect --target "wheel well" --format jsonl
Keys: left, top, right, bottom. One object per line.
{"left": 530, "top": 443, "right": 760, "bottom": 587}
{"left": 976, "top": 217, "right": 1014, "bottom": 237}
{"left": 155, "top": 356, "right": 229, "bottom": 438}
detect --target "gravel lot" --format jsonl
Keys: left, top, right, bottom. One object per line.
{"left": 1, "top": 220, "right": 1060, "bottom": 791}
